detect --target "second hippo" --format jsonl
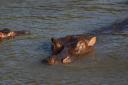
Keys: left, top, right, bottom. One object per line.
{"left": 0, "top": 28, "right": 30, "bottom": 40}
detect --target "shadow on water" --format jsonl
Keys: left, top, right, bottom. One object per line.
{"left": 90, "top": 18, "right": 128, "bottom": 35}
{"left": 37, "top": 41, "right": 51, "bottom": 54}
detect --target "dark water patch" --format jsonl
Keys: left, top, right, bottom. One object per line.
{"left": 75, "top": 5, "right": 128, "bottom": 12}
{"left": 90, "top": 18, "right": 128, "bottom": 35}
{"left": 36, "top": 41, "right": 51, "bottom": 55}
{"left": 116, "top": 0, "right": 128, "bottom": 5}
{"left": 0, "top": 15, "right": 93, "bottom": 21}
{"left": 0, "top": 63, "right": 4, "bottom": 68}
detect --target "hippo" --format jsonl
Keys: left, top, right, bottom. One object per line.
{"left": 41, "top": 18, "right": 128, "bottom": 65}
{"left": 0, "top": 28, "right": 30, "bottom": 40}
{"left": 43, "top": 34, "right": 96, "bottom": 64}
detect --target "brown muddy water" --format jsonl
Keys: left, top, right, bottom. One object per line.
{"left": 0, "top": 0, "right": 128, "bottom": 85}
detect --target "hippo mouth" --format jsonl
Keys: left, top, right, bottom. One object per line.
{"left": 42, "top": 55, "right": 59, "bottom": 65}
{"left": 42, "top": 55, "right": 72, "bottom": 65}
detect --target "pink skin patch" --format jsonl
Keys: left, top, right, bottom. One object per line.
{"left": 7, "top": 32, "right": 16, "bottom": 38}
{"left": 0, "top": 32, "right": 7, "bottom": 38}
{"left": 0, "top": 32, "right": 16, "bottom": 39}
{"left": 62, "top": 56, "right": 72, "bottom": 64}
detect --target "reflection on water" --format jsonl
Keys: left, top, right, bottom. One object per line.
{"left": 0, "top": 0, "right": 128, "bottom": 85}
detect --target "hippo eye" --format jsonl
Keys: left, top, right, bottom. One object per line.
{"left": 52, "top": 41, "right": 63, "bottom": 49}
{"left": 76, "top": 41, "right": 86, "bottom": 49}
{"left": 73, "top": 40, "right": 87, "bottom": 54}
{"left": 56, "top": 41, "right": 63, "bottom": 48}
{"left": 54, "top": 41, "right": 63, "bottom": 49}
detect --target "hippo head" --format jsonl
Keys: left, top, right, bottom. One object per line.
{"left": 47, "top": 35, "right": 96, "bottom": 64}
{"left": 0, "top": 28, "right": 31, "bottom": 39}
{"left": 0, "top": 28, "right": 13, "bottom": 39}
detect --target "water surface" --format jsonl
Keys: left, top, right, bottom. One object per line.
{"left": 0, "top": 0, "right": 128, "bottom": 85}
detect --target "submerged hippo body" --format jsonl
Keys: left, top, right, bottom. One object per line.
{"left": 0, "top": 28, "right": 30, "bottom": 40}
{"left": 46, "top": 34, "right": 96, "bottom": 64}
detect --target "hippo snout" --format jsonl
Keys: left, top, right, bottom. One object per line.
{"left": 62, "top": 56, "right": 72, "bottom": 64}
{"left": 48, "top": 55, "right": 59, "bottom": 65}
{"left": 47, "top": 55, "right": 72, "bottom": 64}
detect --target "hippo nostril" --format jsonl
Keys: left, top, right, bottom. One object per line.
{"left": 48, "top": 55, "right": 58, "bottom": 65}
{"left": 48, "top": 58, "right": 55, "bottom": 64}
{"left": 62, "top": 56, "right": 71, "bottom": 64}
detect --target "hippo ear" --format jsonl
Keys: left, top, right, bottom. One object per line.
{"left": 51, "top": 37, "right": 58, "bottom": 44}
{"left": 51, "top": 37, "right": 56, "bottom": 43}
{"left": 75, "top": 40, "right": 86, "bottom": 51}
{"left": 51, "top": 37, "right": 54, "bottom": 42}
{"left": 88, "top": 37, "right": 96, "bottom": 46}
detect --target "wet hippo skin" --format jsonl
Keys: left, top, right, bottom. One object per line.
{"left": 45, "top": 34, "right": 96, "bottom": 64}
